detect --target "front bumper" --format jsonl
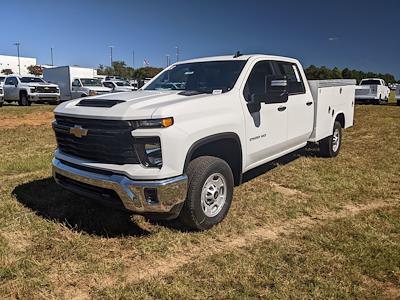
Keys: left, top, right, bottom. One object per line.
{"left": 29, "top": 93, "right": 60, "bottom": 101}
{"left": 52, "top": 158, "right": 188, "bottom": 213}
{"left": 355, "top": 95, "right": 379, "bottom": 100}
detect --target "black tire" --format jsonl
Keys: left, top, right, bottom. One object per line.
{"left": 178, "top": 156, "right": 234, "bottom": 231}
{"left": 319, "top": 121, "right": 342, "bottom": 158}
{"left": 0, "top": 101, "right": 3, "bottom": 107}
{"left": 397, "top": 100, "right": 400, "bottom": 106}
{"left": 18, "top": 93, "right": 31, "bottom": 106}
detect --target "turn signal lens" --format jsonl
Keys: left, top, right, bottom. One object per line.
{"left": 161, "top": 117, "right": 174, "bottom": 127}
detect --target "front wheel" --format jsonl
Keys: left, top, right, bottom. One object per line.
{"left": 178, "top": 156, "right": 234, "bottom": 231}
{"left": 18, "top": 93, "right": 31, "bottom": 106}
{"left": 319, "top": 121, "right": 342, "bottom": 157}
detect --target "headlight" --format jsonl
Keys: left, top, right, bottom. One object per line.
{"left": 131, "top": 117, "right": 173, "bottom": 129}
{"left": 89, "top": 90, "right": 97, "bottom": 96}
{"left": 134, "top": 137, "right": 162, "bottom": 168}
{"left": 30, "top": 87, "right": 36, "bottom": 93}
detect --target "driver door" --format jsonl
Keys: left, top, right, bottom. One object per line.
{"left": 4, "top": 77, "right": 18, "bottom": 100}
{"left": 241, "top": 60, "right": 288, "bottom": 170}
{"left": 71, "top": 79, "right": 82, "bottom": 99}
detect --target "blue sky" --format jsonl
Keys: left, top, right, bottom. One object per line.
{"left": 2, "top": 0, "right": 399, "bottom": 78}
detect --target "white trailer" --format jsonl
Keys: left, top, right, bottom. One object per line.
{"left": 43, "top": 66, "right": 111, "bottom": 101}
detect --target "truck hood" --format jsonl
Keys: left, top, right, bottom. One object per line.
{"left": 27, "top": 82, "right": 59, "bottom": 88}
{"left": 54, "top": 90, "right": 207, "bottom": 120}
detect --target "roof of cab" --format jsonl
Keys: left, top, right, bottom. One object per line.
{"left": 175, "top": 54, "right": 300, "bottom": 64}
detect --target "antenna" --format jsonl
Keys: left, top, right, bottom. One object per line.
{"left": 233, "top": 51, "right": 242, "bottom": 58}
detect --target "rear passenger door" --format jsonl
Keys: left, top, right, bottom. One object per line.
{"left": 241, "top": 60, "right": 288, "bottom": 169}
{"left": 273, "top": 61, "right": 313, "bottom": 147}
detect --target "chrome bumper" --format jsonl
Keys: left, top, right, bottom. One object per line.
{"left": 52, "top": 158, "right": 188, "bottom": 213}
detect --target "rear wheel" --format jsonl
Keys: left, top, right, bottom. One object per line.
{"left": 319, "top": 121, "right": 342, "bottom": 157}
{"left": 178, "top": 156, "right": 234, "bottom": 231}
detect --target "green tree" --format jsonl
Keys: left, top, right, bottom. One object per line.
{"left": 1, "top": 69, "right": 13, "bottom": 75}
{"left": 27, "top": 65, "right": 43, "bottom": 76}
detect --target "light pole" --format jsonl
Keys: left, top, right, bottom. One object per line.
{"left": 166, "top": 54, "right": 170, "bottom": 67}
{"left": 108, "top": 45, "right": 114, "bottom": 67}
{"left": 50, "top": 47, "right": 54, "bottom": 66}
{"left": 132, "top": 50, "right": 135, "bottom": 68}
{"left": 175, "top": 46, "right": 179, "bottom": 62}
{"left": 14, "top": 42, "right": 21, "bottom": 75}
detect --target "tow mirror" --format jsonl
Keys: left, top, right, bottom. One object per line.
{"left": 265, "top": 75, "right": 289, "bottom": 103}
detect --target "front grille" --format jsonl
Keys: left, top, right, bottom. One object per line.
{"left": 53, "top": 115, "right": 140, "bottom": 165}
{"left": 36, "top": 86, "right": 59, "bottom": 93}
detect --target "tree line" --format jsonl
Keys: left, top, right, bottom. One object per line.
{"left": 305, "top": 65, "right": 399, "bottom": 83}
{"left": 97, "top": 61, "right": 163, "bottom": 80}
{"left": 2, "top": 61, "right": 398, "bottom": 84}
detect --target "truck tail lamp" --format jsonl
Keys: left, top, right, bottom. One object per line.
{"left": 134, "top": 137, "right": 162, "bottom": 168}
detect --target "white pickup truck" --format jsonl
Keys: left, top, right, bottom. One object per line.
{"left": 3, "top": 75, "right": 60, "bottom": 106}
{"left": 52, "top": 54, "right": 355, "bottom": 230}
{"left": 355, "top": 78, "right": 390, "bottom": 104}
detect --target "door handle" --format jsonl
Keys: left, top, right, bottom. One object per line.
{"left": 277, "top": 106, "right": 286, "bottom": 112}
{"left": 306, "top": 101, "right": 313, "bottom": 106}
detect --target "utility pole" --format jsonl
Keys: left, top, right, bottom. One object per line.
{"left": 14, "top": 42, "right": 21, "bottom": 75}
{"left": 132, "top": 50, "right": 135, "bottom": 68}
{"left": 108, "top": 45, "right": 114, "bottom": 67}
{"left": 166, "top": 54, "right": 170, "bottom": 67}
{"left": 175, "top": 46, "right": 179, "bottom": 62}
{"left": 50, "top": 47, "right": 54, "bottom": 66}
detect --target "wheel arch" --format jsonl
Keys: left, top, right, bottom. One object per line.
{"left": 184, "top": 133, "right": 243, "bottom": 186}
{"left": 335, "top": 112, "right": 345, "bottom": 128}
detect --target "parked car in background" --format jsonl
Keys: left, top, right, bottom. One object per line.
{"left": 3, "top": 75, "right": 60, "bottom": 106}
{"left": 0, "top": 76, "right": 5, "bottom": 107}
{"left": 52, "top": 54, "right": 355, "bottom": 231}
{"left": 103, "top": 80, "right": 137, "bottom": 92}
{"left": 355, "top": 78, "right": 390, "bottom": 104}
{"left": 105, "top": 75, "right": 126, "bottom": 81}
{"left": 44, "top": 66, "right": 112, "bottom": 101}
{"left": 129, "top": 80, "right": 139, "bottom": 90}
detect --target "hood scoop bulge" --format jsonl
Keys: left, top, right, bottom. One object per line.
{"left": 76, "top": 99, "right": 125, "bottom": 108}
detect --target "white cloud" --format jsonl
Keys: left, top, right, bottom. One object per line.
{"left": 328, "top": 37, "right": 339, "bottom": 41}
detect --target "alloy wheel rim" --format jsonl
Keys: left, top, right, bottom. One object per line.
{"left": 201, "top": 173, "right": 227, "bottom": 218}
{"left": 332, "top": 128, "right": 340, "bottom": 152}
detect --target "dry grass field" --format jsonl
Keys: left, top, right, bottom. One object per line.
{"left": 0, "top": 103, "right": 399, "bottom": 299}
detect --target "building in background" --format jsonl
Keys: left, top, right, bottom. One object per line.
{"left": 0, "top": 54, "right": 37, "bottom": 75}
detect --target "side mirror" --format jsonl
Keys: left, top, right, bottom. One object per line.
{"left": 266, "top": 76, "right": 289, "bottom": 103}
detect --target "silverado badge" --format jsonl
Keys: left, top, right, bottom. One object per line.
{"left": 69, "top": 125, "right": 88, "bottom": 138}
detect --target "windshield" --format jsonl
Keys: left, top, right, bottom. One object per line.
{"left": 144, "top": 60, "right": 247, "bottom": 94}
{"left": 360, "top": 80, "right": 381, "bottom": 85}
{"left": 115, "top": 81, "right": 130, "bottom": 86}
{"left": 81, "top": 78, "right": 103, "bottom": 87}
{"left": 20, "top": 77, "right": 45, "bottom": 83}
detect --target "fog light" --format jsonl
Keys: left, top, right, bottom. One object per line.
{"left": 144, "top": 188, "right": 158, "bottom": 205}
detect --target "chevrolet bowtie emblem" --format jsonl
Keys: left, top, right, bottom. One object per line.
{"left": 69, "top": 125, "right": 88, "bottom": 138}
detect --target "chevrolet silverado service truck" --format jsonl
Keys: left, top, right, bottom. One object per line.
{"left": 52, "top": 54, "right": 355, "bottom": 230}
{"left": 355, "top": 78, "right": 390, "bottom": 104}
{"left": 44, "top": 66, "right": 112, "bottom": 101}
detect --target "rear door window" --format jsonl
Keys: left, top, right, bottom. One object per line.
{"left": 274, "top": 61, "right": 305, "bottom": 95}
